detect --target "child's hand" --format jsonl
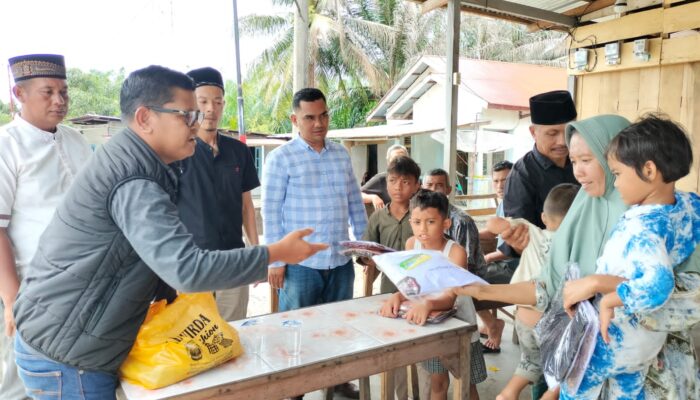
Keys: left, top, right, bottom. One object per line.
{"left": 599, "top": 292, "right": 621, "bottom": 344}
{"left": 599, "top": 304, "right": 615, "bottom": 344}
{"left": 405, "top": 301, "right": 431, "bottom": 326}
{"left": 380, "top": 293, "right": 402, "bottom": 318}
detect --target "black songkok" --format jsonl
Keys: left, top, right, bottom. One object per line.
{"left": 529, "top": 90, "right": 577, "bottom": 125}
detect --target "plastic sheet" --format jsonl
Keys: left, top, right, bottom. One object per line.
{"left": 535, "top": 263, "right": 599, "bottom": 392}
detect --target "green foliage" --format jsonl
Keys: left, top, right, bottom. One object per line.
{"left": 66, "top": 68, "right": 125, "bottom": 118}
{"left": 0, "top": 101, "right": 12, "bottom": 125}
{"left": 238, "top": 0, "right": 566, "bottom": 134}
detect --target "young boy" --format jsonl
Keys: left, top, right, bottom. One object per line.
{"left": 362, "top": 155, "right": 421, "bottom": 399}
{"left": 562, "top": 115, "right": 700, "bottom": 399}
{"left": 486, "top": 183, "right": 579, "bottom": 400}
{"left": 380, "top": 189, "right": 488, "bottom": 400}
{"left": 363, "top": 155, "right": 422, "bottom": 293}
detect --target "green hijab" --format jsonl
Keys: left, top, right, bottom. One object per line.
{"left": 540, "top": 114, "right": 631, "bottom": 298}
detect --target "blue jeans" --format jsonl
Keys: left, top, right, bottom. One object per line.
{"left": 278, "top": 261, "right": 354, "bottom": 312}
{"left": 14, "top": 335, "right": 117, "bottom": 399}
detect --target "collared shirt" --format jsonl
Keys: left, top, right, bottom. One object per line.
{"left": 500, "top": 145, "right": 578, "bottom": 257}
{"left": 503, "top": 145, "right": 578, "bottom": 229}
{"left": 447, "top": 204, "right": 486, "bottom": 271}
{"left": 262, "top": 136, "right": 367, "bottom": 269}
{"left": 361, "top": 172, "right": 390, "bottom": 205}
{"left": 362, "top": 203, "right": 413, "bottom": 251}
{"left": 0, "top": 116, "right": 91, "bottom": 271}
{"left": 175, "top": 134, "right": 260, "bottom": 250}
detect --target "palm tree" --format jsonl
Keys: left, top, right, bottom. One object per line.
{"left": 236, "top": 1, "right": 567, "bottom": 133}
{"left": 239, "top": 0, "right": 449, "bottom": 132}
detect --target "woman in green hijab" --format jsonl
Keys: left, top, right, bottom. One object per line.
{"left": 457, "top": 114, "right": 700, "bottom": 399}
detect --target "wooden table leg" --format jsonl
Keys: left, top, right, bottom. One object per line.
{"left": 359, "top": 377, "right": 371, "bottom": 400}
{"left": 408, "top": 364, "right": 420, "bottom": 400}
{"left": 323, "top": 387, "right": 333, "bottom": 400}
{"left": 381, "top": 370, "right": 395, "bottom": 400}
{"left": 270, "top": 286, "right": 279, "bottom": 313}
{"left": 452, "top": 334, "right": 472, "bottom": 400}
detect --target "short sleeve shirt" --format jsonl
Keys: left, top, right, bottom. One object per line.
{"left": 0, "top": 116, "right": 92, "bottom": 270}
{"left": 175, "top": 134, "right": 260, "bottom": 250}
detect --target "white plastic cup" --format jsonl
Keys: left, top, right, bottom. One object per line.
{"left": 240, "top": 319, "right": 264, "bottom": 355}
{"left": 281, "top": 320, "right": 302, "bottom": 358}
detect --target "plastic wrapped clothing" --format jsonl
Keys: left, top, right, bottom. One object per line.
{"left": 534, "top": 263, "right": 598, "bottom": 392}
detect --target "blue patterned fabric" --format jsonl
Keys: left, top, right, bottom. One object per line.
{"left": 562, "top": 191, "right": 700, "bottom": 399}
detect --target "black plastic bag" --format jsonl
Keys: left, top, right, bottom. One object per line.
{"left": 535, "top": 263, "right": 599, "bottom": 392}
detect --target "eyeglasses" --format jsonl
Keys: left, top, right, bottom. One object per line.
{"left": 146, "top": 106, "right": 203, "bottom": 127}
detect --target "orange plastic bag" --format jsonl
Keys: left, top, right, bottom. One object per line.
{"left": 119, "top": 292, "right": 243, "bottom": 389}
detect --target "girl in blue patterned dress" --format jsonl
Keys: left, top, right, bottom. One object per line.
{"left": 561, "top": 115, "right": 700, "bottom": 400}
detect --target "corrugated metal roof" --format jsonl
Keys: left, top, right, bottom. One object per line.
{"left": 367, "top": 55, "right": 567, "bottom": 121}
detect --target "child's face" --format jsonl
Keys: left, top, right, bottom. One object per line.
{"left": 387, "top": 173, "right": 420, "bottom": 204}
{"left": 608, "top": 156, "right": 657, "bottom": 205}
{"left": 410, "top": 207, "right": 451, "bottom": 244}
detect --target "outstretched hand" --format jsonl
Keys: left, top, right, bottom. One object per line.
{"left": 500, "top": 223, "right": 529, "bottom": 254}
{"left": 267, "top": 228, "right": 329, "bottom": 265}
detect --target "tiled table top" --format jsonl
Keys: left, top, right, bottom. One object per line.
{"left": 120, "top": 294, "right": 472, "bottom": 400}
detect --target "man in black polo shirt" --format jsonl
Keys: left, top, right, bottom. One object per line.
{"left": 176, "top": 67, "right": 260, "bottom": 321}
{"left": 500, "top": 90, "right": 579, "bottom": 259}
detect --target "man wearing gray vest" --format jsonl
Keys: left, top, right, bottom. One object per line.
{"left": 11, "top": 65, "right": 325, "bottom": 398}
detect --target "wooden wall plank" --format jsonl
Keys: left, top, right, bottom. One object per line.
{"left": 658, "top": 64, "right": 685, "bottom": 120}
{"left": 598, "top": 71, "right": 621, "bottom": 113}
{"left": 663, "top": 2, "right": 700, "bottom": 33}
{"left": 568, "top": 8, "right": 663, "bottom": 48}
{"left": 638, "top": 67, "right": 661, "bottom": 113}
{"left": 661, "top": 35, "right": 700, "bottom": 65}
{"left": 568, "top": 38, "right": 662, "bottom": 75}
{"left": 676, "top": 63, "right": 700, "bottom": 192}
{"left": 579, "top": 74, "right": 603, "bottom": 118}
{"left": 617, "top": 69, "right": 642, "bottom": 121}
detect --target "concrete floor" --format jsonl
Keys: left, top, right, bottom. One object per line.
{"left": 246, "top": 265, "right": 532, "bottom": 400}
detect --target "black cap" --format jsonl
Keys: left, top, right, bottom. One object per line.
{"left": 9, "top": 54, "right": 66, "bottom": 82}
{"left": 529, "top": 90, "right": 577, "bottom": 125}
{"left": 186, "top": 67, "right": 224, "bottom": 92}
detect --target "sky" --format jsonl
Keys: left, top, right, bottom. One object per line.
{"left": 0, "top": 0, "right": 288, "bottom": 102}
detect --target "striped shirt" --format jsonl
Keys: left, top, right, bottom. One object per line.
{"left": 262, "top": 136, "right": 367, "bottom": 269}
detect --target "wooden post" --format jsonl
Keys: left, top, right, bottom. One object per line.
{"left": 444, "top": 0, "right": 461, "bottom": 202}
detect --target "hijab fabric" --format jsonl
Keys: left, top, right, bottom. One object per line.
{"left": 540, "top": 115, "right": 631, "bottom": 298}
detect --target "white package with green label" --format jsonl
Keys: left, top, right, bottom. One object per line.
{"left": 372, "top": 249, "right": 488, "bottom": 298}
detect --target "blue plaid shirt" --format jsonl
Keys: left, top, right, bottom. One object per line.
{"left": 262, "top": 136, "right": 367, "bottom": 269}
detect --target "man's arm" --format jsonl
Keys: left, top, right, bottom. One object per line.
{"left": 499, "top": 168, "right": 535, "bottom": 256}
{"left": 242, "top": 191, "right": 259, "bottom": 246}
{"left": 0, "top": 229, "right": 18, "bottom": 336}
{"left": 261, "top": 151, "right": 288, "bottom": 288}
{"left": 111, "top": 180, "right": 325, "bottom": 292}
{"left": 346, "top": 157, "right": 368, "bottom": 240}
{"left": 0, "top": 135, "right": 18, "bottom": 336}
